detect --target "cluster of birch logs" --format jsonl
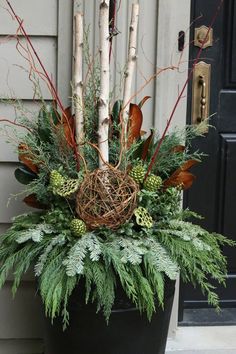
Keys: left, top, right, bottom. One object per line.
{"left": 74, "top": 1, "right": 139, "bottom": 169}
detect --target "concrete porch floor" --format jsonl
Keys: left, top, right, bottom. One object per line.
{"left": 166, "top": 326, "right": 236, "bottom": 353}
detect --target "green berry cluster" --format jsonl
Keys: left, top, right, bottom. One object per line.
{"left": 129, "top": 165, "right": 146, "bottom": 184}
{"left": 70, "top": 219, "right": 87, "bottom": 237}
{"left": 134, "top": 207, "right": 153, "bottom": 228}
{"left": 144, "top": 175, "right": 162, "bottom": 192}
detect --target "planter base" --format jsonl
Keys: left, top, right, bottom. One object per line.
{"left": 43, "top": 280, "right": 175, "bottom": 354}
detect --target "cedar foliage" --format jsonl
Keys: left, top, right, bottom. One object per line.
{"left": 0, "top": 110, "right": 234, "bottom": 327}
{"left": 0, "top": 193, "right": 234, "bottom": 327}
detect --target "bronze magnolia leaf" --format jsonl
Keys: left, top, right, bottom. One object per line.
{"left": 171, "top": 145, "right": 185, "bottom": 153}
{"left": 18, "top": 143, "right": 38, "bottom": 174}
{"left": 57, "top": 107, "right": 75, "bottom": 147}
{"left": 23, "top": 194, "right": 48, "bottom": 209}
{"left": 177, "top": 159, "right": 199, "bottom": 172}
{"left": 141, "top": 130, "right": 154, "bottom": 161}
{"left": 138, "top": 96, "right": 151, "bottom": 109}
{"left": 164, "top": 171, "right": 196, "bottom": 190}
{"left": 163, "top": 159, "right": 199, "bottom": 190}
{"left": 127, "top": 103, "right": 143, "bottom": 147}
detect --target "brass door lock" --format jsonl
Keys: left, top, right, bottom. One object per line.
{"left": 194, "top": 25, "right": 213, "bottom": 49}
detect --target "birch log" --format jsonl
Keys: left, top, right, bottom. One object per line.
{"left": 74, "top": 12, "right": 84, "bottom": 147}
{"left": 98, "top": 0, "right": 110, "bottom": 168}
{"left": 122, "top": 4, "right": 139, "bottom": 146}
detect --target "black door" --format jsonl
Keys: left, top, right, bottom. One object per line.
{"left": 179, "top": 0, "right": 236, "bottom": 324}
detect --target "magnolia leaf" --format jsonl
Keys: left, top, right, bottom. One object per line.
{"left": 141, "top": 130, "right": 154, "bottom": 161}
{"left": 23, "top": 194, "right": 48, "bottom": 209}
{"left": 18, "top": 144, "right": 38, "bottom": 174}
{"left": 178, "top": 159, "right": 199, "bottom": 172}
{"left": 14, "top": 166, "right": 37, "bottom": 185}
{"left": 37, "top": 106, "right": 53, "bottom": 142}
{"left": 39, "top": 104, "right": 60, "bottom": 126}
{"left": 167, "top": 159, "right": 199, "bottom": 181}
{"left": 163, "top": 159, "right": 199, "bottom": 190}
{"left": 171, "top": 145, "right": 185, "bottom": 153}
{"left": 138, "top": 96, "right": 151, "bottom": 108}
{"left": 128, "top": 103, "right": 143, "bottom": 147}
{"left": 62, "top": 107, "right": 73, "bottom": 124}
{"left": 59, "top": 107, "right": 75, "bottom": 146}
{"left": 164, "top": 171, "right": 196, "bottom": 190}
{"left": 112, "top": 100, "right": 122, "bottom": 123}
{"left": 49, "top": 105, "right": 61, "bottom": 125}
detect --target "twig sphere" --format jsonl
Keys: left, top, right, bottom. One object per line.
{"left": 76, "top": 168, "right": 138, "bottom": 229}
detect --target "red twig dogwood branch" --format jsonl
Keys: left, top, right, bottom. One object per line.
{"left": 0, "top": 118, "right": 33, "bottom": 133}
{"left": 145, "top": 0, "right": 224, "bottom": 179}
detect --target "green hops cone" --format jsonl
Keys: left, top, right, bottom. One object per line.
{"left": 70, "top": 219, "right": 87, "bottom": 237}
{"left": 134, "top": 207, "right": 153, "bottom": 228}
{"left": 144, "top": 175, "right": 162, "bottom": 192}
{"left": 129, "top": 165, "right": 146, "bottom": 184}
{"left": 50, "top": 170, "right": 64, "bottom": 188}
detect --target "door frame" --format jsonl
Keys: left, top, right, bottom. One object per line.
{"left": 154, "top": 0, "right": 191, "bottom": 336}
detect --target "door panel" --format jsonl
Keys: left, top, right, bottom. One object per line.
{"left": 180, "top": 0, "right": 236, "bottom": 317}
{"left": 218, "top": 134, "right": 236, "bottom": 271}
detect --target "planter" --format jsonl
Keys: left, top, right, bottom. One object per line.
{"left": 43, "top": 278, "right": 175, "bottom": 354}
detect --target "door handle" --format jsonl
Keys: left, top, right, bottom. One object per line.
{"left": 197, "top": 75, "right": 206, "bottom": 123}
{"left": 192, "top": 61, "right": 211, "bottom": 132}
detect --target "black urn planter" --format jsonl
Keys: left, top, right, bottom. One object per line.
{"left": 43, "top": 279, "right": 175, "bottom": 354}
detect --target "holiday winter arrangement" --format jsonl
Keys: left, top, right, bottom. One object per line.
{"left": 0, "top": 0, "right": 234, "bottom": 334}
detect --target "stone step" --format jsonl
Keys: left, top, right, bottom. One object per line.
{"left": 166, "top": 351, "right": 236, "bottom": 354}
{"left": 166, "top": 326, "right": 236, "bottom": 353}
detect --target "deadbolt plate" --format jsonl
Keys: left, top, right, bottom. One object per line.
{"left": 194, "top": 25, "right": 213, "bottom": 48}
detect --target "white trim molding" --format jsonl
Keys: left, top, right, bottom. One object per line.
{"left": 155, "top": 0, "right": 191, "bottom": 337}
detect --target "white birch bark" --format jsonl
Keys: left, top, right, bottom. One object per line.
{"left": 122, "top": 3, "right": 139, "bottom": 146}
{"left": 74, "top": 12, "right": 84, "bottom": 147}
{"left": 98, "top": 0, "right": 110, "bottom": 168}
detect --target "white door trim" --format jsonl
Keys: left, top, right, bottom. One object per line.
{"left": 155, "top": 0, "right": 191, "bottom": 337}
